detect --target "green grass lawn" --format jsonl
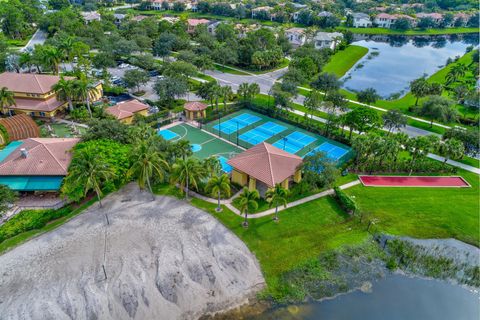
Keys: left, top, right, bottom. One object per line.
{"left": 340, "top": 27, "right": 479, "bottom": 36}
{"left": 323, "top": 45, "right": 369, "bottom": 78}
{"left": 457, "top": 156, "right": 480, "bottom": 168}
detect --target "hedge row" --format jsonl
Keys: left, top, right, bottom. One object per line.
{"left": 333, "top": 186, "right": 357, "bottom": 214}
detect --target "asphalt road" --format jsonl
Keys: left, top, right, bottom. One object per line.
{"left": 20, "top": 29, "right": 47, "bottom": 52}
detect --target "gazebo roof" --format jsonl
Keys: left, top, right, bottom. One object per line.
{"left": 0, "top": 114, "right": 40, "bottom": 143}
{"left": 184, "top": 101, "right": 208, "bottom": 112}
{"left": 227, "top": 142, "right": 302, "bottom": 187}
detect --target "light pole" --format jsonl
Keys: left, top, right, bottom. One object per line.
{"left": 283, "top": 137, "right": 287, "bottom": 150}
{"left": 236, "top": 121, "right": 239, "bottom": 146}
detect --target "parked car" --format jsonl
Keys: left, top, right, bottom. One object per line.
{"left": 149, "top": 70, "right": 159, "bottom": 77}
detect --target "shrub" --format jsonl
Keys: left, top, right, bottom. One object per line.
{"left": 333, "top": 186, "right": 357, "bottom": 214}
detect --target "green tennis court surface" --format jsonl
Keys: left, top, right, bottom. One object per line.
{"left": 203, "top": 109, "right": 353, "bottom": 163}
{"left": 165, "top": 123, "right": 243, "bottom": 166}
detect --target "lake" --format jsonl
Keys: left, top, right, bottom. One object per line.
{"left": 247, "top": 274, "right": 480, "bottom": 320}
{"left": 342, "top": 34, "right": 479, "bottom": 98}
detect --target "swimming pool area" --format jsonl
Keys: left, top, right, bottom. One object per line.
{"left": 217, "top": 156, "right": 233, "bottom": 173}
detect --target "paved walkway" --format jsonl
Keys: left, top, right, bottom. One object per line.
{"left": 427, "top": 154, "right": 480, "bottom": 174}
{"left": 54, "top": 118, "right": 89, "bottom": 128}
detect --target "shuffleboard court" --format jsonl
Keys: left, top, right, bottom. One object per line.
{"left": 308, "top": 142, "right": 349, "bottom": 161}
{"left": 213, "top": 113, "right": 261, "bottom": 134}
{"left": 359, "top": 176, "right": 471, "bottom": 188}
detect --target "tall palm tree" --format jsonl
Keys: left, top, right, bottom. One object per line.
{"left": 441, "top": 138, "right": 464, "bottom": 166}
{"left": 170, "top": 157, "right": 206, "bottom": 200}
{"left": 42, "top": 46, "right": 64, "bottom": 75}
{"left": 265, "top": 184, "right": 289, "bottom": 222}
{"left": 237, "top": 187, "right": 259, "bottom": 227}
{"left": 128, "top": 139, "right": 169, "bottom": 200}
{"left": 52, "top": 76, "right": 76, "bottom": 111}
{"left": 58, "top": 36, "right": 75, "bottom": 69}
{"left": 74, "top": 77, "right": 99, "bottom": 117}
{"left": 203, "top": 156, "right": 222, "bottom": 177}
{"left": 206, "top": 174, "right": 231, "bottom": 212}
{"left": 19, "top": 52, "right": 33, "bottom": 73}
{"left": 220, "top": 85, "right": 233, "bottom": 113}
{"left": 0, "top": 87, "right": 16, "bottom": 116}
{"left": 64, "top": 146, "right": 116, "bottom": 207}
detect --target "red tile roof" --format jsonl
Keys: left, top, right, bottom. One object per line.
{"left": 184, "top": 101, "right": 208, "bottom": 111}
{"left": 10, "top": 96, "right": 66, "bottom": 112}
{"left": 227, "top": 142, "right": 303, "bottom": 187}
{"left": 187, "top": 18, "right": 210, "bottom": 26}
{"left": 106, "top": 99, "right": 149, "bottom": 120}
{"left": 0, "top": 138, "right": 79, "bottom": 176}
{"left": 0, "top": 114, "right": 40, "bottom": 142}
{"left": 0, "top": 72, "right": 73, "bottom": 94}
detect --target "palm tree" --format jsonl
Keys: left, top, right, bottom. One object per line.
{"left": 441, "top": 138, "right": 465, "bottom": 166}
{"left": 203, "top": 156, "right": 222, "bottom": 177}
{"left": 19, "top": 52, "right": 33, "bottom": 73}
{"left": 0, "top": 87, "right": 16, "bottom": 116}
{"left": 206, "top": 174, "right": 231, "bottom": 212}
{"left": 265, "top": 184, "right": 289, "bottom": 222}
{"left": 174, "top": 140, "right": 192, "bottom": 160}
{"left": 220, "top": 85, "right": 233, "bottom": 113}
{"left": 52, "top": 76, "right": 76, "bottom": 111}
{"left": 42, "top": 46, "right": 64, "bottom": 75}
{"left": 58, "top": 36, "right": 75, "bottom": 69}
{"left": 170, "top": 157, "right": 206, "bottom": 200}
{"left": 445, "top": 63, "right": 467, "bottom": 86}
{"left": 237, "top": 187, "right": 259, "bottom": 227}
{"left": 128, "top": 139, "right": 169, "bottom": 200}
{"left": 304, "top": 90, "right": 322, "bottom": 127}
{"left": 74, "top": 77, "right": 99, "bottom": 117}
{"left": 64, "top": 146, "right": 116, "bottom": 207}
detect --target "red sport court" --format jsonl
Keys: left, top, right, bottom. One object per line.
{"left": 359, "top": 175, "right": 470, "bottom": 188}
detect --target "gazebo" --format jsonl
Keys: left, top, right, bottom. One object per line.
{"left": 0, "top": 114, "right": 40, "bottom": 146}
{"left": 184, "top": 101, "right": 208, "bottom": 121}
{"left": 227, "top": 142, "right": 303, "bottom": 193}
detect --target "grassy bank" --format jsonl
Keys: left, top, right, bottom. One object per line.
{"left": 323, "top": 45, "right": 369, "bottom": 78}
{"left": 340, "top": 27, "right": 479, "bottom": 35}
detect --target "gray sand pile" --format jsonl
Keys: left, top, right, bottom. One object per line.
{"left": 0, "top": 184, "right": 265, "bottom": 319}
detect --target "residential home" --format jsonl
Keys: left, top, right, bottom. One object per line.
{"left": 0, "top": 114, "right": 39, "bottom": 146}
{"left": 187, "top": 18, "right": 210, "bottom": 33}
{"left": 291, "top": 3, "right": 308, "bottom": 10}
{"left": 132, "top": 15, "right": 149, "bottom": 22}
{"left": 285, "top": 28, "right": 307, "bottom": 46}
{"left": 317, "top": 11, "right": 334, "bottom": 18}
{"left": 227, "top": 142, "right": 303, "bottom": 194}
{"left": 80, "top": 11, "right": 101, "bottom": 24}
{"left": 251, "top": 6, "right": 274, "bottom": 20}
{"left": 313, "top": 32, "right": 343, "bottom": 50}
{"left": 160, "top": 16, "right": 180, "bottom": 24}
{"left": 352, "top": 12, "right": 372, "bottom": 28}
{"left": 374, "top": 13, "right": 415, "bottom": 28}
{"left": 0, "top": 72, "right": 103, "bottom": 119}
{"left": 207, "top": 21, "right": 222, "bottom": 36}
{"left": 149, "top": 0, "right": 168, "bottom": 10}
{"left": 453, "top": 13, "right": 471, "bottom": 26}
{"left": 105, "top": 99, "right": 149, "bottom": 124}
{"left": 113, "top": 13, "right": 127, "bottom": 26}
{"left": 416, "top": 12, "right": 443, "bottom": 24}
{"left": 0, "top": 137, "right": 80, "bottom": 192}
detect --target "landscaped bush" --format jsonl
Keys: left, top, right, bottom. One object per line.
{"left": 0, "top": 207, "right": 71, "bottom": 243}
{"left": 333, "top": 186, "right": 357, "bottom": 214}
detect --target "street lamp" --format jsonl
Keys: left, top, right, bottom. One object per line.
{"left": 236, "top": 121, "right": 239, "bottom": 146}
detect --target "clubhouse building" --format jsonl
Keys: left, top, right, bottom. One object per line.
{"left": 228, "top": 142, "right": 303, "bottom": 193}
{"left": 0, "top": 72, "right": 102, "bottom": 119}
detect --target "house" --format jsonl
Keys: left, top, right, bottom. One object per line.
{"left": 113, "top": 13, "right": 127, "bottom": 25}
{"left": 207, "top": 21, "right": 222, "bottom": 36}
{"left": 105, "top": 99, "right": 149, "bottom": 124}
{"left": 317, "top": 11, "right": 334, "bottom": 18}
{"left": 183, "top": 101, "right": 208, "bottom": 120}
{"left": 227, "top": 142, "right": 302, "bottom": 194}
{"left": 313, "top": 32, "right": 343, "bottom": 50}
{"left": 149, "top": 0, "right": 167, "bottom": 10}
{"left": 416, "top": 13, "right": 443, "bottom": 24}
{"left": 285, "top": 28, "right": 307, "bottom": 46}
{"left": 186, "top": 18, "right": 210, "bottom": 33}
{"left": 132, "top": 15, "right": 149, "bottom": 22}
{"left": 352, "top": 12, "right": 372, "bottom": 27}
{"left": 293, "top": 9, "right": 311, "bottom": 22}
{"left": 251, "top": 6, "right": 274, "bottom": 20}
{"left": 292, "top": 3, "right": 308, "bottom": 10}
{"left": 0, "top": 138, "right": 79, "bottom": 192}
{"left": 80, "top": 11, "right": 101, "bottom": 24}
{"left": 0, "top": 114, "right": 40, "bottom": 146}
{"left": 374, "top": 13, "right": 415, "bottom": 28}
{"left": 0, "top": 72, "right": 102, "bottom": 119}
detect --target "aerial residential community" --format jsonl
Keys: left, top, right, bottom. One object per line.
{"left": 0, "top": 0, "right": 478, "bottom": 319}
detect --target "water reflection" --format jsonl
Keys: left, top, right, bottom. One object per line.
{"left": 342, "top": 34, "right": 479, "bottom": 98}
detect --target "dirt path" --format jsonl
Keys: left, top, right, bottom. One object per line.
{"left": 0, "top": 184, "right": 264, "bottom": 320}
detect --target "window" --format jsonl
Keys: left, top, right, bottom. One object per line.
{"left": 39, "top": 112, "right": 46, "bottom": 117}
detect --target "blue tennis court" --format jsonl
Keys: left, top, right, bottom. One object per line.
{"left": 239, "top": 121, "right": 287, "bottom": 145}
{"left": 308, "top": 142, "right": 349, "bottom": 161}
{"left": 217, "top": 156, "right": 233, "bottom": 173}
{"left": 273, "top": 131, "right": 316, "bottom": 154}
{"left": 213, "top": 113, "right": 261, "bottom": 134}
{"left": 158, "top": 129, "right": 179, "bottom": 141}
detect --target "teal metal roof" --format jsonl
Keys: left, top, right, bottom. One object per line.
{"left": 0, "top": 140, "right": 23, "bottom": 162}
{"left": 0, "top": 176, "right": 64, "bottom": 191}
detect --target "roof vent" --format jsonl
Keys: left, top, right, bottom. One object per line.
{"left": 20, "top": 148, "right": 28, "bottom": 158}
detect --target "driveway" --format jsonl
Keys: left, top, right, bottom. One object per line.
{"left": 20, "top": 29, "right": 47, "bottom": 52}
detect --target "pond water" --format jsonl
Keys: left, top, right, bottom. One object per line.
{"left": 247, "top": 275, "right": 480, "bottom": 320}
{"left": 342, "top": 34, "right": 479, "bottom": 98}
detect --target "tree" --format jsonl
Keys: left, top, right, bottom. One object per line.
{"left": 410, "top": 77, "right": 431, "bottom": 106}
{"left": 441, "top": 138, "right": 465, "bottom": 165}
{"left": 419, "top": 96, "right": 458, "bottom": 127}
{"left": 406, "top": 136, "right": 435, "bottom": 175}
{"left": 163, "top": 61, "right": 197, "bottom": 83}
{"left": 311, "top": 72, "right": 340, "bottom": 92}
{"left": 382, "top": 109, "right": 407, "bottom": 134}
{"left": 392, "top": 18, "right": 411, "bottom": 30}
{"left": 153, "top": 32, "right": 176, "bottom": 60}
{"left": 123, "top": 69, "right": 150, "bottom": 94}
{"left": 83, "top": 119, "right": 132, "bottom": 144}
{"left": 170, "top": 157, "right": 206, "bottom": 199}
{"left": 154, "top": 76, "right": 188, "bottom": 105}
{"left": 237, "top": 82, "right": 259, "bottom": 106}
{"left": 73, "top": 77, "right": 100, "bottom": 118}
{"left": 206, "top": 174, "right": 231, "bottom": 212}
{"left": 62, "top": 146, "right": 116, "bottom": 207}
{"left": 356, "top": 88, "right": 380, "bottom": 105}
{"left": 48, "top": 0, "right": 70, "bottom": 10}
{"left": 445, "top": 63, "right": 467, "bottom": 86}
{"left": 302, "top": 152, "right": 339, "bottom": 188}
{"left": 41, "top": 45, "right": 64, "bottom": 74}
{"left": 0, "top": 184, "right": 17, "bottom": 217}
{"left": 237, "top": 187, "right": 259, "bottom": 227}
{"left": 343, "top": 106, "right": 382, "bottom": 139}
{"left": 219, "top": 85, "right": 233, "bottom": 113}
{"left": 128, "top": 138, "right": 169, "bottom": 200}
{"left": 265, "top": 184, "right": 289, "bottom": 222}
{"left": 0, "top": 87, "right": 16, "bottom": 115}
{"left": 52, "top": 76, "right": 76, "bottom": 111}
{"left": 304, "top": 90, "right": 323, "bottom": 127}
